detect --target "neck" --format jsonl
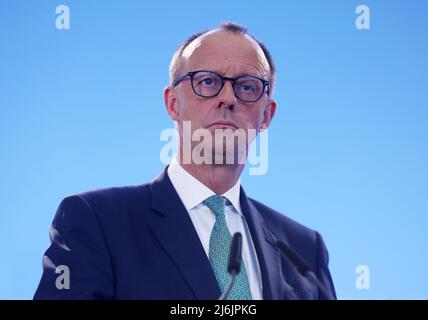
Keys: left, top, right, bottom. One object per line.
{"left": 176, "top": 152, "right": 244, "bottom": 195}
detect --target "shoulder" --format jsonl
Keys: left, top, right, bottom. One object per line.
{"left": 56, "top": 183, "right": 151, "bottom": 221}
{"left": 247, "top": 197, "right": 319, "bottom": 246}
{"left": 246, "top": 197, "right": 331, "bottom": 270}
{"left": 76, "top": 183, "right": 150, "bottom": 208}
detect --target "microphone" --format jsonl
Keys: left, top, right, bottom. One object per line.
{"left": 276, "top": 240, "right": 334, "bottom": 300}
{"left": 218, "top": 232, "right": 242, "bottom": 300}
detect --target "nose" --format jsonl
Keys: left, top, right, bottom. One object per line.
{"left": 217, "top": 80, "right": 237, "bottom": 110}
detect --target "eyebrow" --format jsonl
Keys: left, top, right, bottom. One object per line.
{"left": 197, "top": 69, "right": 267, "bottom": 79}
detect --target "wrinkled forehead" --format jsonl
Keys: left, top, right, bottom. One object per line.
{"left": 181, "top": 29, "right": 271, "bottom": 77}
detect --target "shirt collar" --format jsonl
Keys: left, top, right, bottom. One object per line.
{"left": 167, "top": 156, "right": 243, "bottom": 215}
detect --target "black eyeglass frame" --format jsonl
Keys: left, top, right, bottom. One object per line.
{"left": 172, "top": 70, "right": 270, "bottom": 103}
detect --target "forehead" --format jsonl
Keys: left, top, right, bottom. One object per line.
{"left": 181, "top": 30, "right": 270, "bottom": 77}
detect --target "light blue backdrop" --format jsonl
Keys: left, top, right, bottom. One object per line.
{"left": 0, "top": 0, "right": 427, "bottom": 299}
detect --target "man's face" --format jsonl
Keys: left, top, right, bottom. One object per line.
{"left": 165, "top": 29, "right": 276, "bottom": 164}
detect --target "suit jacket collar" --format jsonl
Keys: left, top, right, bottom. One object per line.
{"left": 148, "top": 167, "right": 292, "bottom": 300}
{"left": 148, "top": 167, "right": 221, "bottom": 299}
{"left": 167, "top": 157, "right": 243, "bottom": 215}
{"left": 239, "top": 187, "right": 285, "bottom": 300}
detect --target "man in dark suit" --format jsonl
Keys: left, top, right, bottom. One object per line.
{"left": 34, "top": 22, "right": 336, "bottom": 300}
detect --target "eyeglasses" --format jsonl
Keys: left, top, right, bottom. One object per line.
{"left": 172, "top": 70, "right": 270, "bottom": 103}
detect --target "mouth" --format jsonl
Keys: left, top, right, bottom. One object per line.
{"left": 208, "top": 121, "right": 239, "bottom": 130}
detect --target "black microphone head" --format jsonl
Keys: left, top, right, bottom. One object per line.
{"left": 228, "top": 232, "right": 243, "bottom": 275}
{"left": 276, "top": 240, "right": 311, "bottom": 275}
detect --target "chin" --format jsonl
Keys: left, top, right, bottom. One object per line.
{"left": 211, "top": 146, "right": 247, "bottom": 165}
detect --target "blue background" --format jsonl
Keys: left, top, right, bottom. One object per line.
{"left": 0, "top": 0, "right": 427, "bottom": 299}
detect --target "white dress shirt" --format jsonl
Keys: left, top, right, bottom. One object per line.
{"left": 167, "top": 157, "right": 263, "bottom": 300}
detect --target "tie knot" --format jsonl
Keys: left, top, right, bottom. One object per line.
{"left": 203, "top": 195, "right": 231, "bottom": 217}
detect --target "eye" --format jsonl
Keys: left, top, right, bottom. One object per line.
{"left": 241, "top": 84, "right": 253, "bottom": 92}
{"left": 196, "top": 76, "right": 220, "bottom": 88}
{"left": 202, "top": 78, "right": 215, "bottom": 86}
{"left": 238, "top": 82, "right": 256, "bottom": 93}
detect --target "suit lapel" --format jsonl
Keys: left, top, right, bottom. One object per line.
{"left": 147, "top": 167, "right": 300, "bottom": 300}
{"left": 240, "top": 187, "right": 295, "bottom": 300}
{"left": 147, "top": 167, "right": 221, "bottom": 299}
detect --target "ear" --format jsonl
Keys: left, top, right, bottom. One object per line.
{"left": 260, "top": 99, "right": 277, "bottom": 132}
{"left": 164, "top": 86, "right": 180, "bottom": 122}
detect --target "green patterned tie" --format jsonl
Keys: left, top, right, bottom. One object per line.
{"left": 203, "top": 195, "right": 252, "bottom": 300}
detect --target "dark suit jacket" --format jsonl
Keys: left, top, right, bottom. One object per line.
{"left": 34, "top": 167, "right": 336, "bottom": 300}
